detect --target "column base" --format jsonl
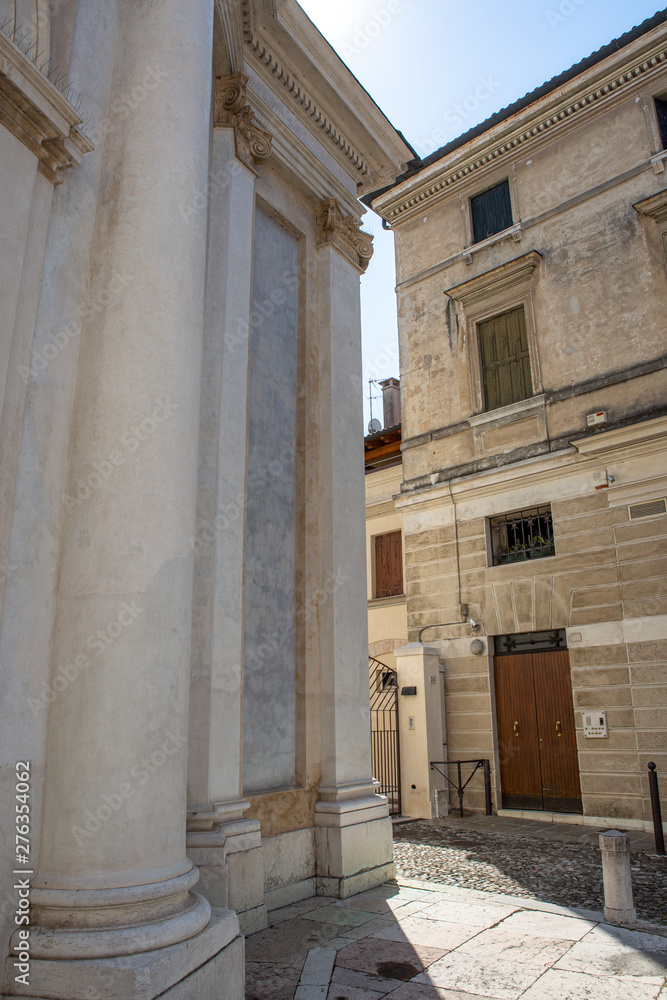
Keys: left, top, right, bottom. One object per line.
{"left": 2, "top": 909, "right": 242, "bottom": 1000}
{"left": 315, "top": 793, "right": 395, "bottom": 899}
{"left": 187, "top": 819, "right": 267, "bottom": 934}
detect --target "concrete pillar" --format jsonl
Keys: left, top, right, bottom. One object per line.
{"left": 187, "top": 122, "right": 266, "bottom": 935}
{"left": 5, "top": 3, "right": 244, "bottom": 997}
{"left": 600, "top": 830, "right": 637, "bottom": 924}
{"left": 394, "top": 643, "right": 447, "bottom": 819}
{"left": 314, "top": 205, "right": 394, "bottom": 897}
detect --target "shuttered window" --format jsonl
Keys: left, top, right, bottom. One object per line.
{"left": 656, "top": 97, "right": 667, "bottom": 149}
{"left": 479, "top": 305, "right": 532, "bottom": 411}
{"left": 471, "top": 180, "right": 513, "bottom": 243}
{"left": 374, "top": 531, "right": 403, "bottom": 599}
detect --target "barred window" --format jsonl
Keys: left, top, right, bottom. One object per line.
{"left": 489, "top": 505, "right": 555, "bottom": 566}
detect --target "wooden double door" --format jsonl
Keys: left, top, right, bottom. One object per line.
{"left": 494, "top": 649, "right": 582, "bottom": 813}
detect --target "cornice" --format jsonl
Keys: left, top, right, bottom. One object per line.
{"left": 374, "top": 34, "right": 667, "bottom": 225}
{"left": 634, "top": 187, "right": 667, "bottom": 223}
{"left": 0, "top": 30, "right": 93, "bottom": 184}
{"left": 316, "top": 196, "right": 374, "bottom": 273}
{"left": 214, "top": 72, "right": 273, "bottom": 169}
{"left": 571, "top": 413, "right": 667, "bottom": 456}
{"left": 243, "top": 31, "right": 370, "bottom": 180}
{"left": 445, "top": 250, "right": 542, "bottom": 305}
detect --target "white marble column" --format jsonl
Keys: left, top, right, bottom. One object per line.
{"left": 187, "top": 80, "right": 271, "bottom": 933}
{"left": 9, "top": 2, "right": 243, "bottom": 995}
{"left": 313, "top": 200, "right": 395, "bottom": 897}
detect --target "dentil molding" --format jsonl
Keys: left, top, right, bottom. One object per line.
{"left": 215, "top": 72, "right": 273, "bottom": 169}
{"left": 316, "top": 196, "right": 374, "bottom": 272}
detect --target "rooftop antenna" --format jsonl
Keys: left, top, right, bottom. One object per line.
{"left": 367, "top": 378, "right": 381, "bottom": 424}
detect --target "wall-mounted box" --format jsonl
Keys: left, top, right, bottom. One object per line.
{"left": 583, "top": 710, "right": 608, "bottom": 738}
{"left": 587, "top": 410, "right": 607, "bottom": 427}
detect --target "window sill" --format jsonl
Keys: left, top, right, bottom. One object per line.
{"left": 463, "top": 223, "right": 523, "bottom": 264}
{"left": 368, "top": 594, "right": 406, "bottom": 608}
{"left": 468, "top": 393, "right": 546, "bottom": 428}
{"left": 650, "top": 149, "right": 667, "bottom": 175}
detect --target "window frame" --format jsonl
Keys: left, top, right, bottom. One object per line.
{"left": 445, "top": 251, "right": 543, "bottom": 417}
{"left": 470, "top": 179, "right": 514, "bottom": 244}
{"left": 372, "top": 529, "right": 404, "bottom": 600}
{"left": 477, "top": 304, "right": 533, "bottom": 412}
{"left": 487, "top": 504, "right": 556, "bottom": 568}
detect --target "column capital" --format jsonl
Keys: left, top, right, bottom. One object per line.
{"left": 214, "top": 73, "right": 273, "bottom": 169}
{"left": 316, "top": 196, "right": 374, "bottom": 273}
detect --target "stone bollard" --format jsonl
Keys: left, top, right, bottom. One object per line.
{"left": 599, "top": 830, "right": 637, "bottom": 924}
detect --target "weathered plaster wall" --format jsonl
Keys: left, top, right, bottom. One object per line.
{"left": 243, "top": 206, "right": 299, "bottom": 793}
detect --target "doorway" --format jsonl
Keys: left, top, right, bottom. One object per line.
{"left": 493, "top": 630, "right": 582, "bottom": 813}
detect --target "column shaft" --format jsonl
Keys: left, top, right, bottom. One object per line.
{"left": 28, "top": 0, "right": 215, "bottom": 959}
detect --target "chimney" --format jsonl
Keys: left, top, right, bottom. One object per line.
{"left": 378, "top": 377, "right": 401, "bottom": 429}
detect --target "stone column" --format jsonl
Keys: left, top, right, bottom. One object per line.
{"left": 314, "top": 199, "right": 395, "bottom": 898}
{"left": 186, "top": 74, "right": 271, "bottom": 935}
{"left": 6, "top": 3, "right": 243, "bottom": 997}
{"left": 394, "top": 643, "right": 447, "bottom": 819}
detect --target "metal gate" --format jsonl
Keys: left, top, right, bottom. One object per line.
{"left": 369, "top": 657, "right": 401, "bottom": 816}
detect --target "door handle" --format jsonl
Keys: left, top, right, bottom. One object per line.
{"left": 513, "top": 721, "right": 519, "bottom": 737}
{"left": 556, "top": 720, "right": 562, "bottom": 738}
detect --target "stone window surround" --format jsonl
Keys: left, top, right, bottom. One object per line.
{"left": 445, "top": 250, "right": 544, "bottom": 417}
{"left": 460, "top": 164, "right": 521, "bottom": 260}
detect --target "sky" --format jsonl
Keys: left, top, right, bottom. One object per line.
{"left": 297, "top": 0, "right": 664, "bottom": 429}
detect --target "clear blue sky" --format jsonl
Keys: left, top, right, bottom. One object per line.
{"left": 298, "top": 0, "right": 664, "bottom": 428}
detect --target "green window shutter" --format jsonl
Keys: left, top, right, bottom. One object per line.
{"left": 479, "top": 306, "right": 532, "bottom": 411}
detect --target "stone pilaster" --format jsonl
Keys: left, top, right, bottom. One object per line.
{"left": 4, "top": 3, "right": 242, "bottom": 997}
{"left": 186, "top": 102, "right": 269, "bottom": 935}
{"left": 314, "top": 198, "right": 394, "bottom": 898}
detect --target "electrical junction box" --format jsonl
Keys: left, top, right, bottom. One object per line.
{"left": 583, "top": 710, "right": 608, "bottom": 738}
{"left": 593, "top": 470, "right": 609, "bottom": 490}
{"left": 587, "top": 410, "right": 607, "bottom": 427}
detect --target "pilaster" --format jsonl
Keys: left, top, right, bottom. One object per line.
{"left": 314, "top": 199, "right": 393, "bottom": 897}
{"left": 186, "top": 86, "right": 273, "bottom": 934}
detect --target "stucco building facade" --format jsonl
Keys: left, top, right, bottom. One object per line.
{"left": 369, "top": 13, "right": 667, "bottom": 828}
{"left": 0, "top": 1, "right": 411, "bottom": 997}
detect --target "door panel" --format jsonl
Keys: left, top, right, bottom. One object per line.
{"left": 494, "top": 654, "right": 542, "bottom": 809}
{"left": 495, "top": 648, "right": 582, "bottom": 813}
{"left": 533, "top": 650, "right": 582, "bottom": 813}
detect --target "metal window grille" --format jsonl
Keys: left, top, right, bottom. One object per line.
{"left": 494, "top": 629, "right": 566, "bottom": 655}
{"left": 489, "top": 505, "right": 554, "bottom": 566}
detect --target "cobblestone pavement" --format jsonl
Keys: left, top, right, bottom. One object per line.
{"left": 393, "top": 818, "right": 667, "bottom": 926}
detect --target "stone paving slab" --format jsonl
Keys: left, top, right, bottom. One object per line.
{"left": 245, "top": 878, "right": 667, "bottom": 1000}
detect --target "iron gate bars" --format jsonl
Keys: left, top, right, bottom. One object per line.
{"left": 431, "top": 759, "right": 492, "bottom": 818}
{"left": 369, "top": 657, "right": 401, "bottom": 816}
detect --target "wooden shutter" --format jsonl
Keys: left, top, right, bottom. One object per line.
{"left": 374, "top": 531, "right": 403, "bottom": 598}
{"left": 471, "top": 180, "right": 513, "bottom": 243}
{"left": 478, "top": 306, "right": 532, "bottom": 411}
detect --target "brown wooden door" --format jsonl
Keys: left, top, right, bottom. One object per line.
{"left": 494, "top": 650, "right": 582, "bottom": 813}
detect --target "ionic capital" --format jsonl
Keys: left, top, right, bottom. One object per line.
{"left": 316, "top": 197, "right": 374, "bottom": 273}
{"left": 214, "top": 73, "right": 273, "bottom": 169}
